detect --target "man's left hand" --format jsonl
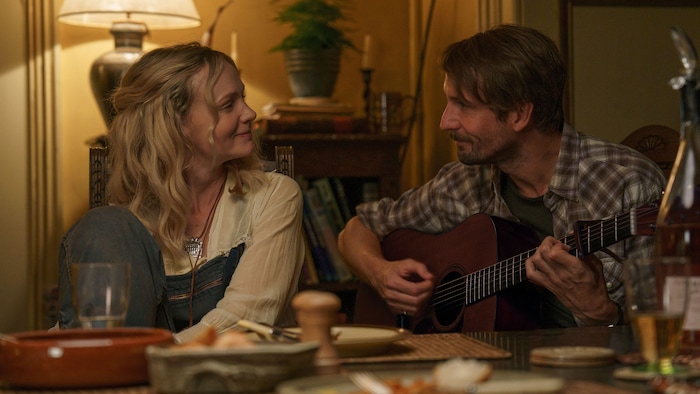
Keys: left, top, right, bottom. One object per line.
{"left": 525, "top": 236, "right": 619, "bottom": 325}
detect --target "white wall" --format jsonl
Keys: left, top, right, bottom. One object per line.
{"left": 0, "top": 0, "right": 30, "bottom": 333}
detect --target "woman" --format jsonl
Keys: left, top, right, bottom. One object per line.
{"left": 57, "top": 42, "right": 305, "bottom": 343}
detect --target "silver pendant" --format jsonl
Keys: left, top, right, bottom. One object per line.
{"left": 184, "top": 237, "right": 202, "bottom": 258}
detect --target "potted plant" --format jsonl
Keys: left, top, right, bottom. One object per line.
{"left": 270, "top": 0, "right": 357, "bottom": 100}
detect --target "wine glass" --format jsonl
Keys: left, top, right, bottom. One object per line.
{"left": 624, "top": 256, "right": 690, "bottom": 375}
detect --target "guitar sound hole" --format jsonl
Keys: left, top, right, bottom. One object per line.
{"left": 432, "top": 270, "right": 464, "bottom": 330}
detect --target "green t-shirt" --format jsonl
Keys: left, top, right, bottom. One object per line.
{"left": 501, "top": 174, "right": 576, "bottom": 328}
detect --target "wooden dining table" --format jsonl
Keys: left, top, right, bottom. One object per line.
{"left": 340, "top": 325, "right": 655, "bottom": 393}
{"left": 467, "top": 325, "right": 643, "bottom": 389}
{"left": 0, "top": 325, "right": 678, "bottom": 393}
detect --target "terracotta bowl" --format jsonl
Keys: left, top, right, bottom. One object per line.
{"left": 0, "top": 327, "right": 174, "bottom": 389}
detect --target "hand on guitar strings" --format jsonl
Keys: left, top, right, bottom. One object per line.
{"left": 377, "top": 258, "right": 434, "bottom": 316}
{"left": 526, "top": 236, "right": 619, "bottom": 326}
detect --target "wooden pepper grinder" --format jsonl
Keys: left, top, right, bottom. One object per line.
{"left": 292, "top": 290, "right": 342, "bottom": 374}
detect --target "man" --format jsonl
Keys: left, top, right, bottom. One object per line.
{"left": 338, "top": 24, "right": 666, "bottom": 329}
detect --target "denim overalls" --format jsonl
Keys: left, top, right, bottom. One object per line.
{"left": 57, "top": 206, "right": 242, "bottom": 332}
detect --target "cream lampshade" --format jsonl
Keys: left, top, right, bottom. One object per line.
{"left": 57, "top": 0, "right": 201, "bottom": 126}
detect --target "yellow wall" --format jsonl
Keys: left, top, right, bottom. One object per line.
{"left": 0, "top": 0, "right": 30, "bottom": 333}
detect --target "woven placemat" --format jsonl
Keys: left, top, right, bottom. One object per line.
{"left": 342, "top": 332, "right": 512, "bottom": 364}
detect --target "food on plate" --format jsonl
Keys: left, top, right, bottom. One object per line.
{"left": 433, "top": 358, "right": 493, "bottom": 392}
{"left": 211, "top": 330, "right": 256, "bottom": 349}
{"left": 173, "top": 326, "right": 255, "bottom": 349}
{"left": 176, "top": 326, "right": 218, "bottom": 348}
{"left": 352, "top": 358, "right": 493, "bottom": 394}
{"left": 379, "top": 377, "right": 431, "bottom": 394}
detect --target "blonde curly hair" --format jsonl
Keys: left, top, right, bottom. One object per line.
{"left": 106, "top": 42, "right": 267, "bottom": 258}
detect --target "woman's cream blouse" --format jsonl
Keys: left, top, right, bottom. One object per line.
{"left": 169, "top": 171, "right": 305, "bottom": 343}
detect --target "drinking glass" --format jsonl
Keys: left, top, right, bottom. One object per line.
{"left": 70, "top": 262, "right": 131, "bottom": 328}
{"left": 371, "top": 91, "right": 414, "bottom": 134}
{"left": 624, "top": 256, "right": 690, "bottom": 375}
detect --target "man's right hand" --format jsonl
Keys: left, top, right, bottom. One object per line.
{"left": 338, "top": 217, "right": 434, "bottom": 316}
{"left": 373, "top": 258, "right": 434, "bottom": 316}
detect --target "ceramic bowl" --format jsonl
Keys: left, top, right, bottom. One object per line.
{"left": 0, "top": 327, "right": 174, "bottom": 389}
{"left": 147, "top": 341, "right": 319, "bottom": 393}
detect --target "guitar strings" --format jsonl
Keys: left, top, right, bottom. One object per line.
{"left": 427, "top": 205, "right": 658, "bottom": 313}
{"left": 430, "top": 211, "right": 633, "bottom": 310}
{"left": 431, "top": 211, "right": 637, "bottom": 308}
{"left": 433, "top": 205, "right": 658, "bottom": 309}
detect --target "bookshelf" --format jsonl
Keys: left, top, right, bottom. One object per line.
{"left": 261, "top": 133, "right": 406, "bottom": 199}
{"left": 261, "top": 132, "right": 407, "bottom": 323}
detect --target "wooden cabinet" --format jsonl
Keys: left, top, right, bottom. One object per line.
{"left": 261, "top": 132, "right": 406, "bottom": 323}
{"left": 261, "top": 133, "right": 406, "bottom": 199}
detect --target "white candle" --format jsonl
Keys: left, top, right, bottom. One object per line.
{"left": 230, "top": 32, "right": 239, "bottom": 65}
{"left": 362, "top": 34, "right": 372, "bottom": 69}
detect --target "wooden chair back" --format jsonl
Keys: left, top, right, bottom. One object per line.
{"left": 89, "top": 147, "right": 109, "bottom": 209}
{"left": 620, "top": 124, "right": 680, "bottom": 179}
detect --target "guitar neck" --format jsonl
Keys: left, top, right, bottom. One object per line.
{"left": 465, "top": 209, "right": 638, "bottom": 305}
{"left": 568, "top": 209, "right": 638, "bottom": 256}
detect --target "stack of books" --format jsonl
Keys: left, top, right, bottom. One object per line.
{"left": 257, "top": 99, "right": 367, "bottom": 134}
{"left": 261, "top": 99, "right": 355, "bottom": 119}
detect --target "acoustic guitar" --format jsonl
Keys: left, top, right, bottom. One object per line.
{"left": 353, "top": 201, "right": 660, "bottom": 333}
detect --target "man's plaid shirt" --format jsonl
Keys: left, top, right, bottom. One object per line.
{"left": 357, "top": 124, "right": 667, "bottom": 324}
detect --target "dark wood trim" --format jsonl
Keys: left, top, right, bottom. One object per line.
{"left": 261, "top": 133, "right": 407, "bottom": 199}
{"left": 559, "top": 0, "right": 572, "bottom": 119}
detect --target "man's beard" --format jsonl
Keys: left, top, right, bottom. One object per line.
{"left": 456, "top": 138, "right": 520, "bottom": 167}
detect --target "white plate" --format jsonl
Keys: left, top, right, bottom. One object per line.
{"left": 287, "top": 325, "right": 411, "bottom": 358}
{"left": 276, "top": 369, "right": 565, "bottom": 394}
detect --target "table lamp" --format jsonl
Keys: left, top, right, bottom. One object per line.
{"left": 57, "top": 0, "right": 201, "bottom": 126}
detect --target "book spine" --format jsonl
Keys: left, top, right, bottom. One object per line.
{"left": 332, "top": 177, "right": 353, "bottom": 223}
{"left": 362, "top": 181, "right": 380, "bottom": 202}
{"left": 312, "top": 177, "right": 346, "bottom": 235}
{"left": 303, "top": 188, "right": 354, "bottom": 282}
{"left": 302, "top": 198, "right": 338, "bottom": 282}
{"left": 300, "top": 230, "right": 319, "bottom": 284}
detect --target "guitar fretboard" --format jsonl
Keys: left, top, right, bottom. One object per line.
{"left": 433, "top": 203, "right": 657, "bottom": 309}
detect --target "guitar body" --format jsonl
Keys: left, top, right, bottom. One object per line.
{"left": 354, "top": 214, "right": 544, "bottom": 333}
